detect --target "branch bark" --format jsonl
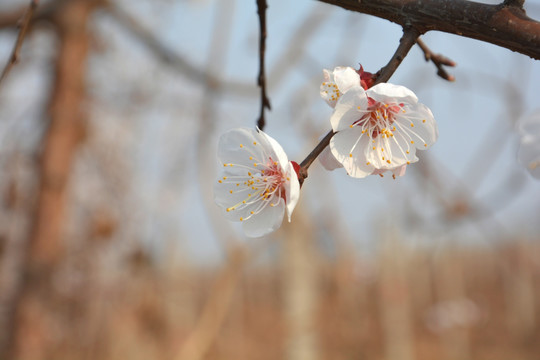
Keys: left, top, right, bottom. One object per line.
{"left": 316, "top": 0, "right": 540, "bottom": 60}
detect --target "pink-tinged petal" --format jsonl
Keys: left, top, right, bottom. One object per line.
{"left": 242, "top": 199, "right": 285, "bottom": 237}
{"left": 370, "top": 164, "right": 407, "bottom": 177}
{"left": 330, "top": 87, "right": 369, "bottom": 131}
{"left": 330, "top": 128, "right": 374, "bottom": 178}
{"left": 319, "top": 146, "right": 343, "bottom": 171}
{"left": 284, "top": 162, "right": 300, "bottom": 221}
{"left": 368, "top": 83, "right": 418, "bottom": 105}
{"left": 333, "top": 66, "right": 360, "bottom": 94}
{"left": 391, "top": 164, "right": 407, "bottom": 177}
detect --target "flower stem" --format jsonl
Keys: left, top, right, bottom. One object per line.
{"left": 298, "top": 130, "right": 334, "bottom": 185}
{"left": 373, "top": 26, "right": 421, "bottom": 84}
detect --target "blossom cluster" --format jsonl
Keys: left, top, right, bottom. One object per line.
{"left": 214, "top": 66, "right": 439, "bottom": 237}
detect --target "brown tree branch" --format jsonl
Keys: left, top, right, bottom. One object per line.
{"left": 256, "top": 0, "right": 271, "bottom": 130}
{"left": 416, "top": 38, "right": 456, "bottom": 81}
{"left": 0, "top": 0, "right": 39, "bottom": 86}
{"left": 373, "top": 27, "right": 420, "bottom": 83}
{"left": 298, "top": 27, "right": 420, "bottom": 185}
{"left": 316, "top": 0, "right": 540, "bottom": 60}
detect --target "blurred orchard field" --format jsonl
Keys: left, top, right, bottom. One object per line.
{"left": 0, "top": 0, "right": 539, "bottom": 359}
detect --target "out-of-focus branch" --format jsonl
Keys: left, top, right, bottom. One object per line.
{"left": 174, "top": 247, "right": 246, "bottom": 360}
{"left": 0, "top": 0, "right": 39, "bottom": 85}
{"left": 317, "top": 0, "right": 540, "bottom": 60}
{"left": 416, "top": 38, "right": 456, "bottom": 82}
{"left": 297, "top": 27, "right": 420, "bottom": 185}
{"left": 256, "top": 0, "right": 271, "bottom": 130}
{"left": 105, "top": 3, "right": 255, "bottom": 97}
{"left": 0, "top": 0, "right": 63, "bottom": 28}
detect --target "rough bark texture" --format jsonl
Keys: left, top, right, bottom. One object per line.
{"left": 317, "top": 0, "right": 540, "bottom": 59}
{"left": 4, "top": 1, "right": 93, "bottom": 358}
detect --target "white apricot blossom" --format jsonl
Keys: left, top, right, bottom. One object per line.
{"left": 318, "top": 66, "right": 408, "bottom": 177}
{"left": 517, "top": 110, "right": 540, "bottom": 179}
{"left": 320, "top": 66, "right": 361, "bottom": 108}
{"left": 329, "top": 83, "right": 438, "bottom": 178}
{"left": 214, "top": 128, "right": 300, "bottom": 237}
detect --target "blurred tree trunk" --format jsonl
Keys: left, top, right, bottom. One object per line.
{"left": 4, "top": 1, "right": 95, "bottom": 358}
{"left": 378, "top": 231, "right": 415, "bottom": 360}
{"left": 435, "top": 248, "right": 471, "bottom": 360}
{"left": 282, "top": 209, "right": 319, "bottom": 360}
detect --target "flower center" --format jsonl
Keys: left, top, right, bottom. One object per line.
{"left": 353, "top": 97, "right": 403, "bottom": 138}
{"left": 224, "top": 157, "right": 289, "bottom": 221}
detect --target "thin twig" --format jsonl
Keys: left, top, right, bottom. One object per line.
{"left": 0, "top": 0, "right": 39, "bottom": 86}
{"left": 416, "top": 38, "right": 456, "bottom": 81}
{"left": 297, "top": 27, "right": 421, "bottom": 185}
{"left": 106, "top": 3, "right": 255, "bottom": 97}
{"left": 298, "top": 130, "right": 334, "bottom": 185}
{"left": 256, "top": 0, "right": 271, "bottom": 130}
{"left": 374, "top": 27, "right": 421, "bottom": 84}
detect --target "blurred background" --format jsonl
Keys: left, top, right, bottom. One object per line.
{"left": 0, "top": 0, "right": 539, "bottom": 359}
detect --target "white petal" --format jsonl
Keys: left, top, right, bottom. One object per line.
{"left": 322, "top": 68, "right": 331, "bottom": 83}
{"left": 284, "top": 162, "right": 300, "bottom": 221}
{"left": 518, "top": 110, "right": 540, "bottom": 136}
{"left": 242, "top": 199, "right": 285, "bottom": 237}
{"left": 218, "top": 128, "right": 267, "bottom": 170}
{"left": 365, "top": 135, "right": 390, "bottom": 169}
{"left": 333, "top": 66, "right": 360, "bottom": 94}
{"left": 399, "top": 103, "right": 438, "bottom": 149}
{"left": 330, "top": 87, "right": 368, "bottom": 131}
{"left": 387, "top": 131, "right": 417, "bottom": 165}
{"left": 320, "top": 69, "right": 339, "bottom": 108}
{"left": 214, "top": 180, "right": 265, "bottom": 221}
{"left": 319, "top": 146, "right": 343, "bottom": 171}
{"left": 518, "top": 135, "right": 540, "bottom": 179}
{"left": 368, "top": 83, "right": 418, "bottom": 105}
{"left": 258, "top": 129, "right": 289, "bottom": 170}
{"left": 330, "top": 128, "right": 374, "bottom": 178}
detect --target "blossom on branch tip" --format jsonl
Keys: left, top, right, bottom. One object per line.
{"left": 214, "top": 128, "right": 300, "bottom": 237}
{"left": 320, "top": 66, "right": 361, "bottom": 108}
{"left": 517, "top": 110, "right": 540, "bottom": 179}
{"left": 329, "top": 83, "right": 438, "bottom": 178}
